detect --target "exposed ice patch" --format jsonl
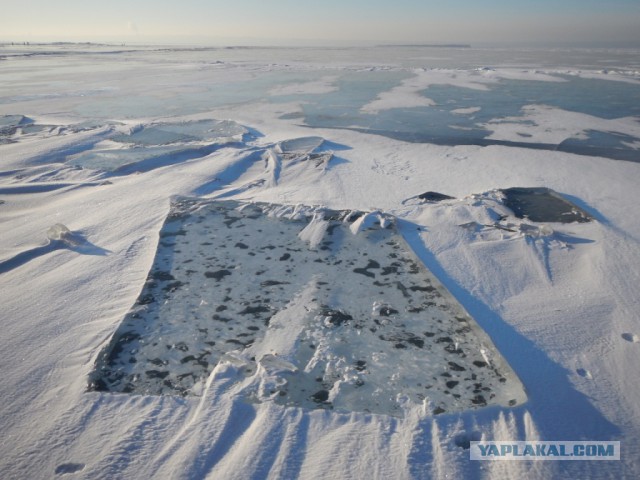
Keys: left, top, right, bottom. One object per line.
{"left": 277, "top": 136, "right": 324, "bottom": 155}
{"left": 501, "top": 187, "right": 592, "bottom": 224}
{"left": 66, "top": 119, "right": 247, "bottom": 173}
{"left": 89, "top": 199, "right": 526, "bottom": 417}
{"left": 112, "top": 119, "right": 246, "bottom": 146}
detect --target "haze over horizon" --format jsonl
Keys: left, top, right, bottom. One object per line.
{"left": 2, "top": 0, "right": 640, "bottom": 47}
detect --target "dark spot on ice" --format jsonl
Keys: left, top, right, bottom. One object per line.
{"left": 261, "top": 280, "right": 290, "bottom": 287}
{"left": 418, "top": 191, "right": 454, "bottom": 202}
{"left": 407, "top": 337, "right": 424, "bottom": 348}
{"left": 379, "top": 306, "right": 399, "bottom": 316}
{"left": 235, "top": 242, "right": 249, "bottom": 249}
{"left": 279, "top": 253, "right": 291, "bottom": 261}
{"left": 87, "top": 378, "right": 108, "bottom": 391}
{"left": 353, "top": 268, "right": 375, "bottom": 278}
{"left": 410, "top": 285, "right": 436, "bottom": 293}
{"left": 213, "top": 314, "right": 232, "bottom": 322}
{"left": 319, "top": 307, "right": 353, "bottom": 326}
{"left": 311, "top": 390, "right": 330, "bottom": 403}
{"left": 160, "top": 229, "right": 187, "bottom": 238}
{"left": 473, "top": 360, "right": 488, "bottom": 368}
{"left": 446, "top": 380, "right": 459, "bottom": 389}
{"left": 448, "top": 362, "right": 466, "bottom": 371}
{"left": 445, "top": 344, "right": 463, "bottom": 354}
{"left": 205, "top": 269, "right": 232, "bottom": 281}
{"left": 239, "top": 305, "right": 272, "bottom": 316}
{"left": 454, "top": 431, "right": 482, "bottom": 449}
{"left": 146, "top": 370, "right": 169, "bottom": 379}
{"left": 433, "top": 407, "right": 446, "bottom": 415}
{"left": 353, "top": 259, "right": 380, "bottom": 278}
{"left": 471, "top": 395, "right": 487, "bottom": 406}
{"left": 162, "top": 280, "right": 185, "bottom": 292}
{"left": 381, "top": 266, "right": 399, "bottom": 275}
{"left": 355, "top": 360, "right": 367, "bottom": 371}
{"left": 436, "top": 336, "right": 453, "bottom": 343}
{"left": 216, "top": 305, "right": 228, "bottom": 312}
{"left": 394, "top": 343, "right": 407, "bottom": 349}
{"left": 395, "top": 282, "right": 410, "bottom": 298}
{"left": 136, "top": 294, "right": 155, "bottom": 305}
{"left": 152, "top": 271, "right": 174, "bottom": 281}
{"left": 55, "top": 463, "right": 86, "bottom": 475}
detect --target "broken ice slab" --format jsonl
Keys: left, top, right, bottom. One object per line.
{"left": 274, "top": 136, "right": 332, "bottom": 169}
{"left": 112, "top": 119, "right": 247, "bottom": 146}
{"left": 418, "top": 191, "right": 455, "bottom": 202}
{"left": 0, "top": 114, "right": 31, "bottom": 129}
{"left": 277, "top": 136, "right": 324, "bottom": 154}
{"left": 501, "top": 187, "right": 592, "bottom": 223}
{"left": 0, "top": 115, "right": 33, "bottom": 142}
{"left": 67, "top": 119, "right": 247, "bottom": 172}
{"left": 66, "top": 145, "right": 192, "bottom": 172}
{"left": 89, "top": 199, "right": 526, "bottom": 417}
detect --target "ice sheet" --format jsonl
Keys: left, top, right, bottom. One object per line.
{"left": 90, "top": 199, "right": 525, "bottom": 416}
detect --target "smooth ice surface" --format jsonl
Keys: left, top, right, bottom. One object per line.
{"left": 91, "top": 199, "right": 525, "bottom": 416}
{"left": 501, "top": 187, "right": 592, "bottom": 223}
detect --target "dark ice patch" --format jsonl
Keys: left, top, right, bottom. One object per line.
{"left": 418, "top": 191, "right": 455, "bottom": 202}
{"left": 501, "top": 187, "right": 592, "bottom": 223}
{"left": 205, "top": 270, "right": 232, "bottom": 281}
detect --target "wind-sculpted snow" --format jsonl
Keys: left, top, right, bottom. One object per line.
{"left": 90, "top": 199, "right": 526, "bottom": 417}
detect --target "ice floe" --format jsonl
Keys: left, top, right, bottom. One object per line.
{"left": 90, "top": 199, "right": 526, "bottom": 416}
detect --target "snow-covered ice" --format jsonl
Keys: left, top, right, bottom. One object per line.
{"left": 90, "top": 199, "right": 525, "bottom": 417}
{"left": 1, "top": 44, "right": 640, "bottom": 479}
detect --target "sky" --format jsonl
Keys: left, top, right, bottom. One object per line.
{"left": 2, "top": 0, "right": 640, "bottom": 46}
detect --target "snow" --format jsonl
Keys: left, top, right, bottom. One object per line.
{"left": 1, "top": 44, "right": 640, "bottom": 479}
{"left": 269, "top": 76, "right": 339, "bottom": 96}
{"left": 480, "top": 104, "right": 640, "bottom": 145}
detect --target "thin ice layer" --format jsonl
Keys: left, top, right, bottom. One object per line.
{"left": 90, "top": 199, "right": 526, "bottom": 416}
{"left": 68, "top": 119, "right": 247, "bottom": 172}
